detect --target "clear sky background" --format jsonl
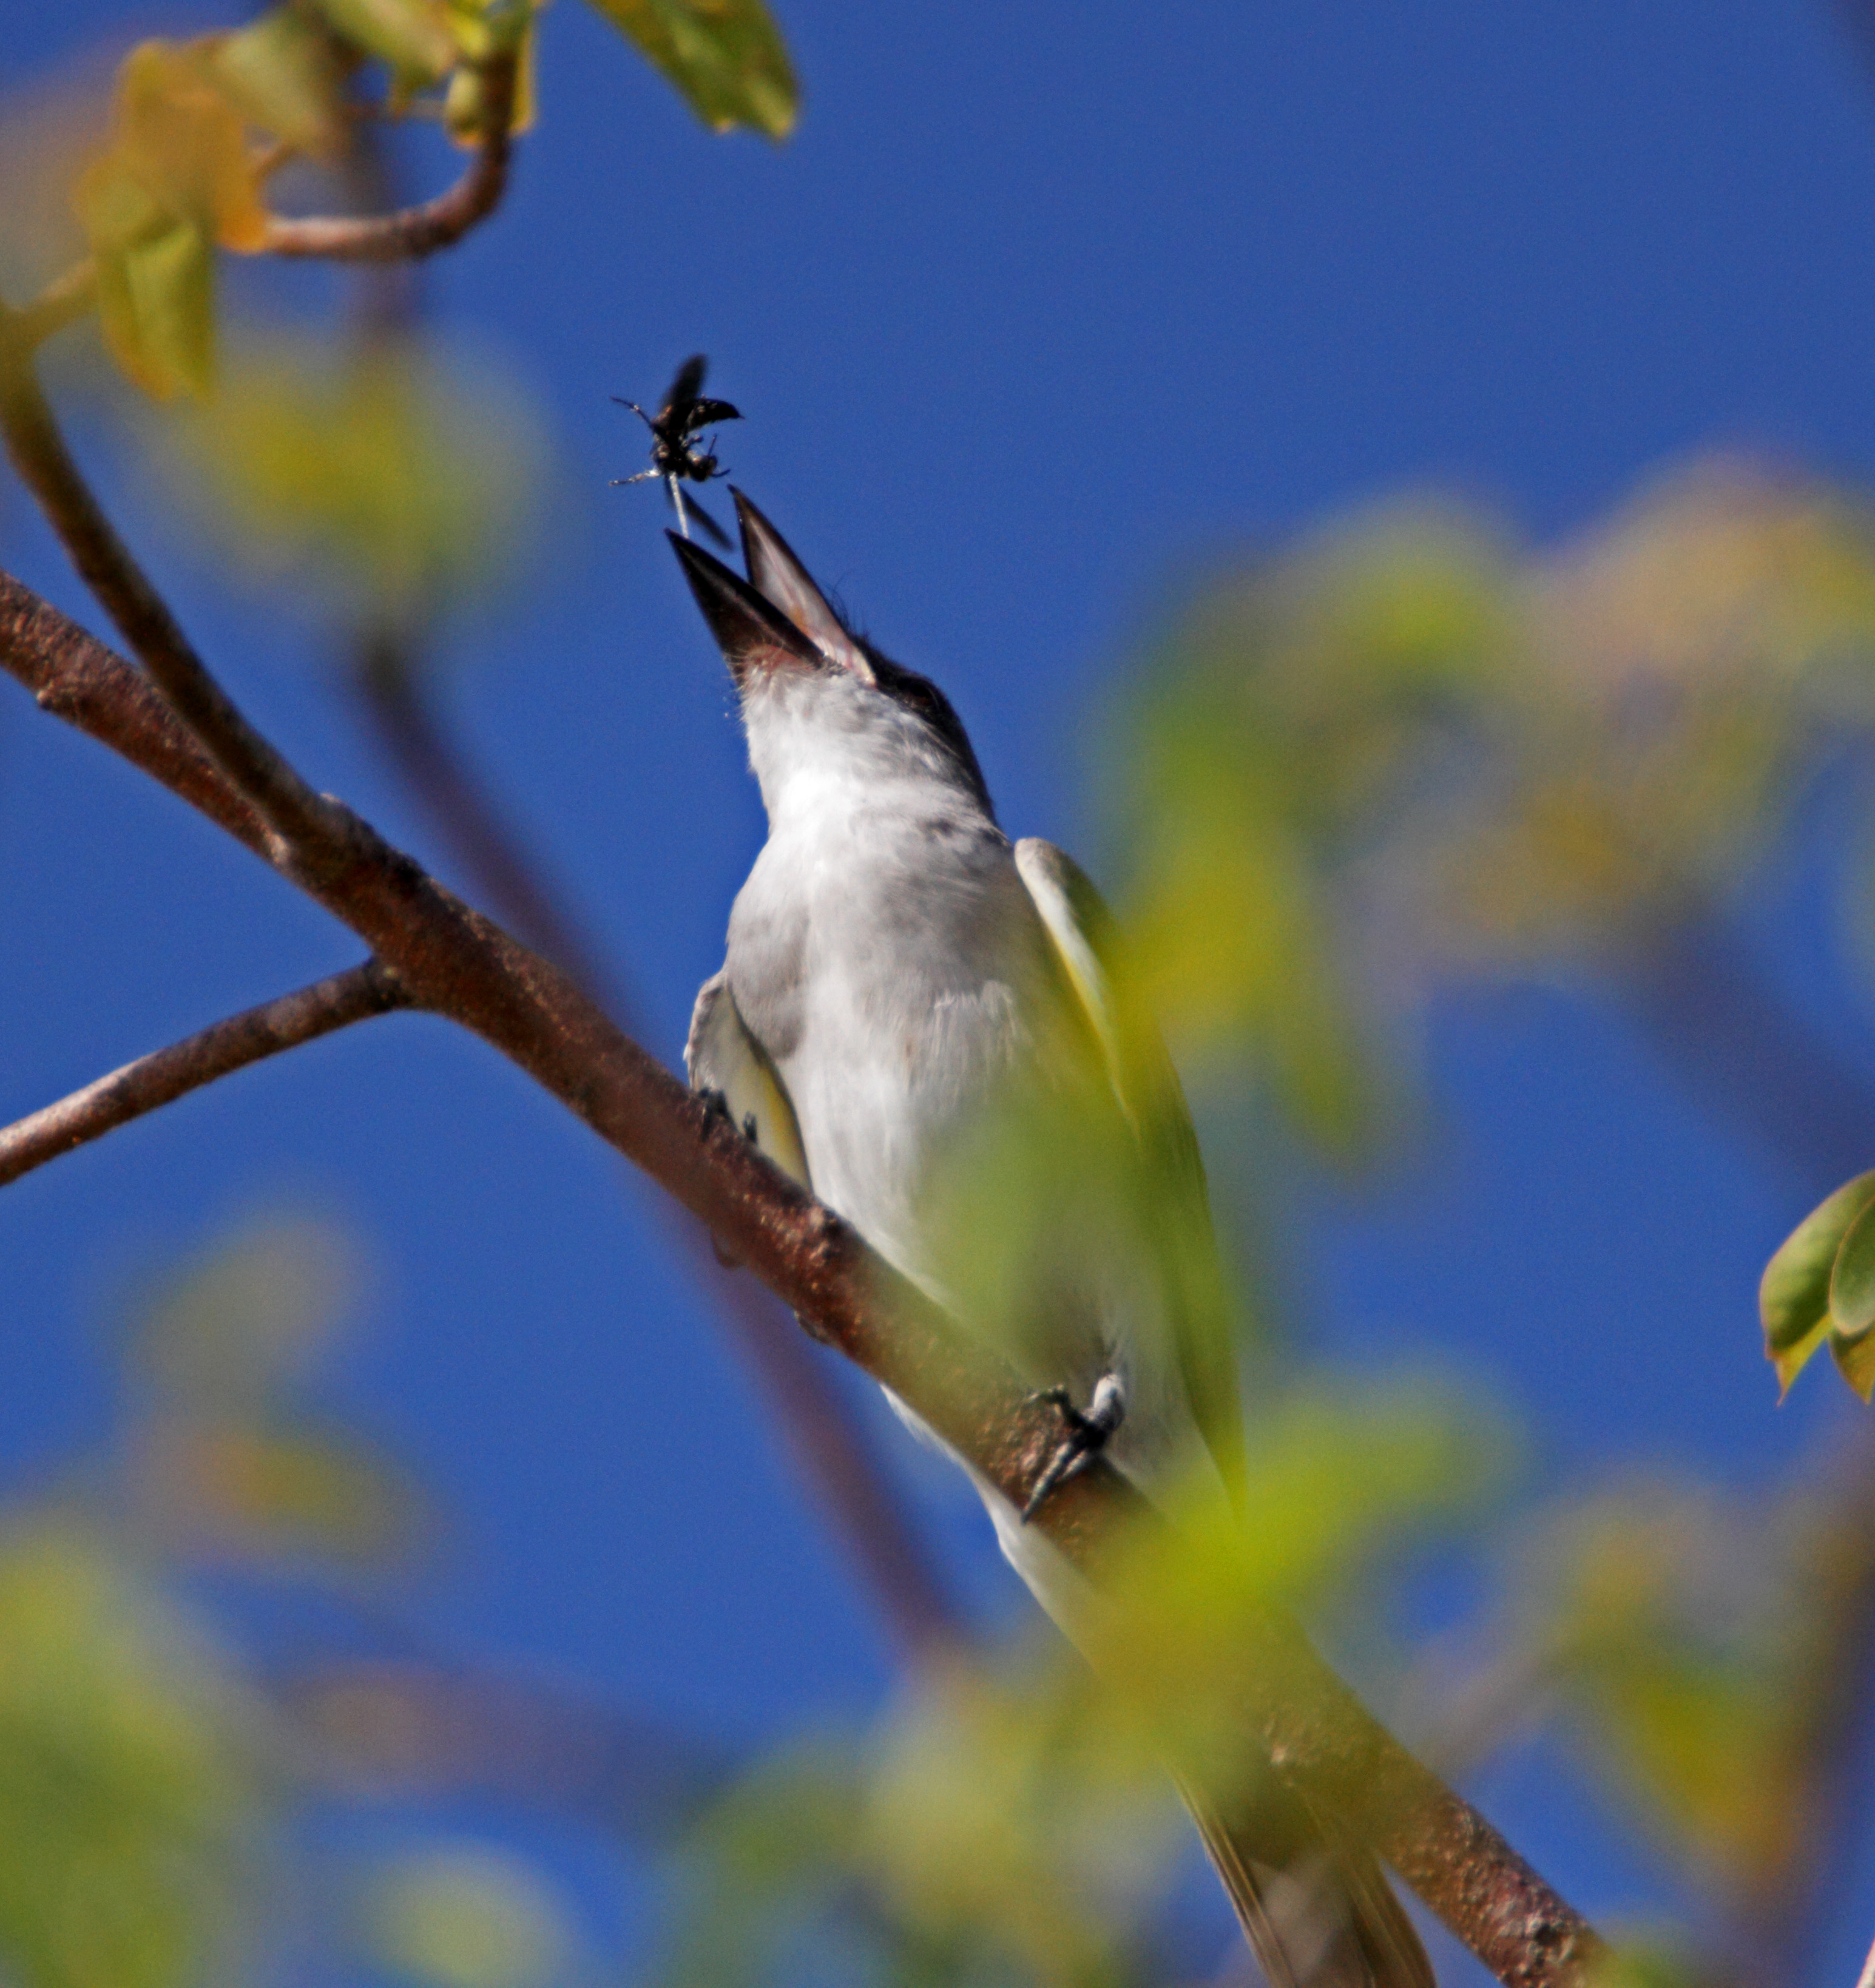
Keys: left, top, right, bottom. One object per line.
{"left": 7, "top": 1, "right": 1875, "bottom": 1981}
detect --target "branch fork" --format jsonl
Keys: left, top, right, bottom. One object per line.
{"left": 0, "top": 319, "right": 1606, "bottom": 1988}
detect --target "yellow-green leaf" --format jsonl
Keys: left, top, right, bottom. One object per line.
{"left": 152, "top": 328, "right": 547, "bottom": 627}
{"left": 441, "top": 0, "right": 536, "bottom": 61}
{"left": 311, "top": 0, "right": 459, "bottom": 84}
{"left": 91, "top": 218, "right": 215, "bottom": 401}
{"left": 1759, "top": 1171, "right": 1875, "bottom": 1396}
{"left": 363, "top": 1847, "right": 570, "bottom": 1988}
{"left": 1831, "top": 1323, "right": 1875, "bottom": 1403}
{"left": 71, "top": 145, "right": 169, "bottom": 256}
{"left": 209, "top": 9, "right": 348, "bottom": 159}
{"left": 442, "top": 23, "right": 538, "bottom": 146}
{"left": 585, "top": 0, "right": 797, "bottom": 138}
{"left": 150, "top": 1422, "right": 422, "bottom": 1563}
{"left": 1830, "top": 1190, "right": 1875, "bottom": 1398}
{"left": 115, "top": 40, "right": 270, "bottom": 251}
{"left": 1829, "top": 1189, "right": 1875, "bottom": 1333}
{"left": 0, "top": 1525, "right": 262, "bottom": 1988}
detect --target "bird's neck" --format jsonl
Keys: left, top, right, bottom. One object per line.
{"left": 743, "top": 694, "right": 990, "bottom": 844}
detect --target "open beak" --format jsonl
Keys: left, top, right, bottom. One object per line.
{"left": 731, "top": 492, "right": 876, "bottom": 684}
{"left": 668, "top": 531, "right": 827, "bottom": 681}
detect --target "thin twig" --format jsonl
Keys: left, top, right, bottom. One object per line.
{"left": 351, "top": 631, "right": 626, "bottom": 999}
{"left": 10, "top": 260, "right": 98, "bottom": 352}
{"left": 261, "top": 53, "right": 518, "bottom": 262}
{"left": 0, "top": 569, "right": 1606, "bottom": 1988}
{"left": 0, "top": 335, "right": 350, "bottom": 864}
{"left": 0, "top": 959, "right": 408, "bottom": 1187}
{"left": 1613, "top": 903, "right": 1875, "bottom": 1192}
{"left": 283, "top": 1656, "right": 733, "bottom": 1835}
{"left": 326, "top": 134, "right": 967, "bottom": 1660}
{"left": 0, "top": 294, "right": 1606, "bottom": 1988}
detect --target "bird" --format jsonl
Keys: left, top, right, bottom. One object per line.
{"left": 670, "top": 490, "right": 1434, "bottom": 1988}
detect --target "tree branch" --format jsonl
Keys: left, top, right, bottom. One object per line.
{"left": 348, "top": 618, "right": 967, "bottom": 1661}
{"left": 349, "top": 627, "right": 630, "bottom": 1001}
{"left": 260, "top": 54, "right": 518, "bottom": 262}
{"left": 0, "top": 567, "right": 1606, "bottom": 1988}
{"left": 9, "top": 261, "right": 99, "bottom": 352}
{"left": 1611, "top": 902, "right": 1875, "bottom": 1194}
{"left": 0, "top": 959, "right": 408, "bottom": 1188}
{"left": 0, "top": 336, "right": 351, "bottom": 864}
{"left": 0, "top": 294, "right": 1607, "bottom": 1988}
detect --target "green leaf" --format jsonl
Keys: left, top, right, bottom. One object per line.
{"left": 1830, "top": 1193, "right": 1875, "bottom": 1400}
{"left": 1759, "top": 1171, "right": 1875, "bottom": 1396}
{"left": 91, "top": 218, "right": 215, "bottom": 401}
{"left": 311, "top": 0, "right": 459, "bottom": 84}
{"left": 585, "top": 0, "right": 798, "bottom": 138}
{"left": 209, "top": 8, "right": 348, "bottom": 158}
{"left": 112, "top": 39, "right": 271, "bottom": 251}
{"left": 1829, "top": 1191, "right": 1875, "bottom": 1333}
{"left": 1831, "top": 1324, "right": 1875, "bottom": 1403}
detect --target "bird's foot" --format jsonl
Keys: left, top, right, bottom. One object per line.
{"left": 695, "top": 1087, "right": 751, "bottom": 1266}
{"left": 1021, "top": 1373, "right": 1126, "bottom": 1521}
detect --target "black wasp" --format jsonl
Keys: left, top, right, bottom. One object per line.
{"left": 611, "top": 354, "right": 741, "bottom": 547}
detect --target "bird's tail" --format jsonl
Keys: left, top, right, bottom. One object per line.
{"left": 1177, "top": 1777, "right": 1436, "bottom": 1988}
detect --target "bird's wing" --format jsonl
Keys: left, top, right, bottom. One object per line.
{"left": 1016, "top": 844, "right": 1433, "bottom": 1988}
{"left": 686, "top": 969, "right": 811, "bottom": 1189}
{"left": 1012, "top": 839, "right": 1246, "bottom": 1504}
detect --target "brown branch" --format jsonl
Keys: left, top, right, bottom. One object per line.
{"left": 0, "top": 310, "right": 1608, "bottom": 1988}
{"left": 349, "top": 618, "right": 967, "bottom": 1661}
{"left": 0, "top": 334, "right": 350, "bottom": 863}
{"left": 0, "top": 565, "right": 1606, "bottom": 1988}
{"left": 350, "top": 629, "right": 629, "bottom": 1002}
{"left": 260, "top": 53, "right": 518, "bottom": 262}
{"left": 0, "top": 959, "right": 408, "bottom": 1188}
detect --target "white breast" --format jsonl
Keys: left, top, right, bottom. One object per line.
{"left": 729, "top": 794, "right": 1050, "bottom": 1290}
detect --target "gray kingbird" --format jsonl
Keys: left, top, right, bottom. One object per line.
{"left": 670, "top": 492, "right": 1433, "bottom": 1988}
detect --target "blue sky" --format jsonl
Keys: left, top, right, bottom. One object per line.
{"left": 7, "top": 1, "right": 1875, "bottom": 1980}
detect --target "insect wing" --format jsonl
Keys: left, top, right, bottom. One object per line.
{"left": 662, "top": 354, "right": 710, "bottom": 418}
{"left": 678, "top": 397, "right": 742, "bottom": 433}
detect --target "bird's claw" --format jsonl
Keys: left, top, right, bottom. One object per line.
{"left": 1021, "top": 1374, "right": 1126, "bottom": 1521}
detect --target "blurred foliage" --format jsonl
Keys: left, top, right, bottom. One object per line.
{"left": 655, "top": 1386, "right": 1495, "bottom": 1988}
{"left": 0, "top": 1523, "right": 264, "bottom": 1988}
{"left": 362, "top": 1844, "right": 573, "bottom": 1988}
{"left": 0, "top": 1215, "right": 594, "bottom": 1988}
{"left": 2, "top": 0, "right": 794, "bottom": 402}
{"left": 1478, "top": 1473, "right": 1871, "bottom": 1902}
{"left": 1107, "top": 461, "right": 1875, "bottom": 1155}
{"left": 143, "top": 323, "right": 549, "bottom": 633}
{"left": 10, "top": 0, "right": 1875, "bottom": 1973}
{"left": 121, "top": 1217, "right": 427, "bottom": 1566}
